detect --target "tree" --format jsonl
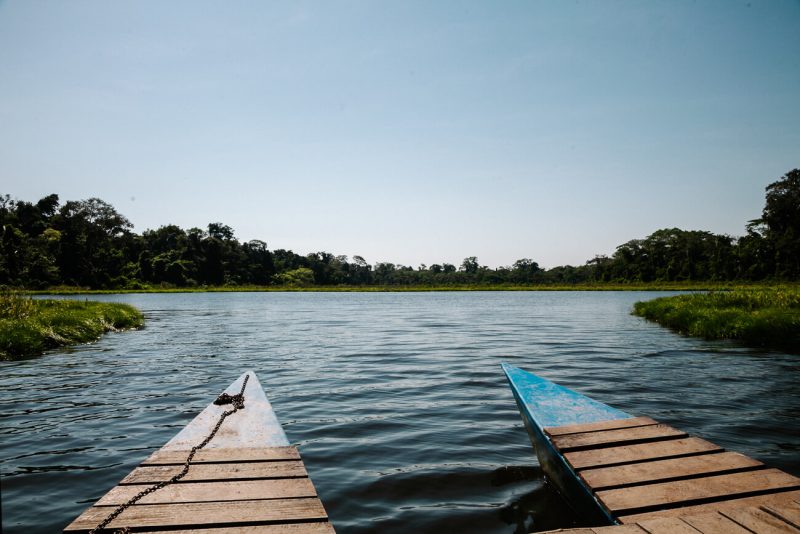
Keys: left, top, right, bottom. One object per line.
{"left": 757, "top": 169, "right": 800, "bottom": 278}
{"left": 460, "top": 256, "right": 479, "bottom": 274}
{"left": 52, "top": 198, "right": 133, "bottom": 287}
{"left": 512, "top": 258, "right": 541, "bottom": 283}
{"left": 208, "top": 222, "right": 235, "bottom": 241}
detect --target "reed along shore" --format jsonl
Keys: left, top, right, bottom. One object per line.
{"left": 633, "top": 288, "right": 800, "bottom": 353}
{"left": 0, "top": 292, "right": 144, "bottom": 360}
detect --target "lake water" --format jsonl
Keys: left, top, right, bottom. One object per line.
{"left": 1, "top": 291, "right": 798, "bottom": 533}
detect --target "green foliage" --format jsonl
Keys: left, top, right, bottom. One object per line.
{"left": 1, "top": 167, "right": 799, "bottom": 290}
{"left": 0, "top": 290, "right": 144, "bottom": 360}
{"left": 633, "top": 288, "right": 800, "bottom": 352}
{"left": 275, "top": 267, "right": 315, "bottom": 287}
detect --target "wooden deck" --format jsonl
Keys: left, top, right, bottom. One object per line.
{"left": 64, "top": 372, "right": 334, "bottom": 533}
{"left": 63, "top": 445, "right": 333, "bottom": 533}
{"left": 540, "top": 417, "right": 800, "bottom": 533}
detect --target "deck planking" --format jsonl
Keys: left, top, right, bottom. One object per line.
{"left": 64, "top": 372, "right": 333, "bottom": 533}
{"left": 64, "top": 446, "right": 332, "bottom": 533}
{"left": 539, "top": 417, "right": 800, "bottom": 533}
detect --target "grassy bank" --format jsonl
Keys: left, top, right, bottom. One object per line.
{"left": 633, "top": 288, "right": 800, "bottom": 353}
{"left": 27, "top": 281, "right": 786, "bottom": 294}
{"left": 0, "top": 292, "right": 144, "bottom": 360}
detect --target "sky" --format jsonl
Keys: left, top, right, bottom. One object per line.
{"left": 1, "top": 1, "right": 798, "bottom": 269}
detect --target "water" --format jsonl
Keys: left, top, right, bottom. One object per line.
{"left": 1, "top": 291, "right": 798, "bottom": 533}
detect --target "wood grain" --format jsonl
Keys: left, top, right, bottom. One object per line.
{"left": 680, "top": 511, "right": 752, "bottom": 534}
{"left": 544, "top": 417, "right": 658, "bottom": 437}
{"left": 64, "top": 498, "right": 327, "bottom": 531}
{"left": 551, "top": 425, "right": 686, "bottom": 451}
{"left": 598, "top": 469, "right": 800, "bottom": 514}
{"left": 634, "top": 517, "right": 700, "bottom": 534}
{"left": 96, "top": 478, "right": 317, "bottom": 505}
{"left": 143, "top": 446, "right": 300, "bottom": 465}
{"left": 121, "top": 461, "right": 307, "bottom": 484}
{"left": 579, "top": 452, "right": 763, "bottom": 490}
{"left": 722, "top": 506, "right": 799, "bottom": 534}
{"left": 135, "top": 525, "right": 335, "bottom": 534}
{"left": 565, "top": 437, "right": 722, "bottom": 470}
{"left": 617, "top": 489, "right": 800, "bottom": 523}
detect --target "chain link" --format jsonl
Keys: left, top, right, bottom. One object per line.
{"left": 89, "top": 374, "right": 250, "bottom": 534}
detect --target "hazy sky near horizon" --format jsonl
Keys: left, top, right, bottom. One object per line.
{"left": 1, "top": 1, "right": 798, "bottom": 269}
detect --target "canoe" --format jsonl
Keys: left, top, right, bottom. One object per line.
{"left": 502, "top": 363, "right": 800, "bottom": 530}
{"left": 64, "top": 371, "right": 334, "bottom": 533}
{"left": 502, "top": 363, "right": 631, "bottom": 524}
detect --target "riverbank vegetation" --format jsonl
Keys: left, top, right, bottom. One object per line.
{"left": 1, "top": 169, "right": 798, "bottom": 290}
{"left": 633, "top": 288, "right": 800, "bottom": 353}
{"left": 0, "top": 291, "right": 144, "bottom": 360}
{"left": 27, "top": 281, "right": 787, "bottom": 294}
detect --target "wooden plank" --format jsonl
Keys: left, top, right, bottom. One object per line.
{"left": 763, "top": 500, "right": 800, "bottom": 529}
{"left": 592, "top": 526, "right": 648, "bottom": 532}
{"left": 137, "top": 525, "right": 334, "bottom": 534}
{"left": 565, "top": 437, "right": 722, "bottom": 470}
{"left": 635, "top": 517, "right": 700, "bottom": 533}
{"left": 552, "top": 425, "right": 687, "bottom": 452}
{"left": 617, "top": 489, "right": 800, "bottom": 523}
{"left": 545, "top": 417, "right": 659, "bottom": 437}
{"left": 143, "top": 446, "right": 300, "bottom": 465}
{"left": 64, "top": 498, "right": 327, "bottom": 532}
{"left": 680, "top": 512, "right": 752, "bottom": 534}
{"left": 761, "top": 502, "right": 800, "bottom": 529}
{"left": 96, "top": 478, "right": 317, "bottom": 505}
{"left": 579, "top": 452, "right": 763, "bottom": 490}
{"left": 722, "top": 506, "right": 800, "bottom": 534}
{"left": 598, "top": 469, "right": 800, "bottom": 514}
{"left": 121, "top": 461, "right": 307, "bottom": 484}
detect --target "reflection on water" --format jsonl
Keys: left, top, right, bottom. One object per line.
{"left": 1, "top": 292, "right": 798, "bottom": 533}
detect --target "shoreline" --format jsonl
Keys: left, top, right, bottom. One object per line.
{"left": 23, "top": 282, "right": 797, "bottom": 295}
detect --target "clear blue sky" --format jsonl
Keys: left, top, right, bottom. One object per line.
{"left": 1, "top": 1, "right": 798, "bottom": 268}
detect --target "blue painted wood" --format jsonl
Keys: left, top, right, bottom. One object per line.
{"left": 502, "top": 363, "right": 632, "bottom": 524}
{"left": 162, "top": 371, "right": 289, "bottom": 451}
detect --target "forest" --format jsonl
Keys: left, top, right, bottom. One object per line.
{"left": 1, "top": 169, "right": 798, "bottom": 289}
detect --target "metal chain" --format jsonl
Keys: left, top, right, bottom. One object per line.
{"left": 89, "top": 374, "right": 250, "bottom": 534}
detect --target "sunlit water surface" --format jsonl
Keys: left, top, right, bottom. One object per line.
{"left": 1, "top": 292, "right": 798, "bottom": 533}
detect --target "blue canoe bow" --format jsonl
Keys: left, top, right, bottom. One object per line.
{"left": 502, "top": 363, "right": 632, "bottom": 523}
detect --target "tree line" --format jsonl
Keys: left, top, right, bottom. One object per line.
{"left": 1, "top": 169, "right": 797, "bottom": 289}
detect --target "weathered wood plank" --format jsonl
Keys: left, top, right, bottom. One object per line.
{"left": 121, "top": 461, "right": 307, "bottom": 484}
{"left": 598, "top": 469, "right": 800, "bottom": 514}
{"left": 591, "top": 526, "right": 648, "bottom": 532}
{"left": 64, "top": 498, "right": 327, "bottom": 531}
{"left": 545, "top": 417, "right": 659, "bottom": 437}
{"left": 680, "top": 512, "right": 752, "bottom": 534}
{"left": 565, "top": 437, "right": 722, "bottom": 470}
{"left": 143, "top": 446, "right": 300, "bottom": 465}
{"left": 634, "top": 517, "right": 700, "bottom": 534}
{"left": 722, "top": 506, "right": 799, "bottom": 534}
{"left": 552, "top": 425, "right": 686, "bottom": 452}
{"left": 617, "top": 489, "right": 800, "bottom": 523}
{"left": 96, "top": 478, "right": 317, "bottom": 505}
{"left": 136, "top": 525, "right": 335, "bottom": 534}
{"left": 579, "top": 452, "right": 763, "bottom": 490}
{"left": 763, "top": 500, "right": 800, "bottom": 529}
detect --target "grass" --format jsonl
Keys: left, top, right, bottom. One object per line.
{"left": 633, "top": 287, "right": 800, "bottom": 353}
{"left": 0, "top": 291, "right": 144, "bottom": 360}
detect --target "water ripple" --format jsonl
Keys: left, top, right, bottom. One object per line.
{"left": 1, "top": 291, "right": 798, "bottom": 533}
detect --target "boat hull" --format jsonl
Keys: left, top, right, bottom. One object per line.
{"left": 163, "top": 370, "right": 289, "bottom": 450}
{"left": 502, "top": 363, "right": 631, "bottom": 524}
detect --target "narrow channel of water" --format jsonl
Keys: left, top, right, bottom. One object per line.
{"left": 1, "top": 292, "right": 798, "bottom": 533}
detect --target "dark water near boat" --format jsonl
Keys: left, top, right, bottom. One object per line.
{"left": 1, "top": 292, "right": 798, "bottom": 533}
